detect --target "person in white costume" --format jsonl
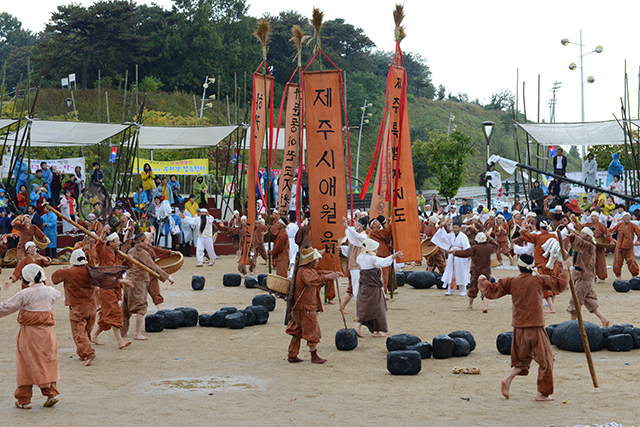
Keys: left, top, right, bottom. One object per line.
{"left": 431, "top": 217, "right": 471, "bottom": 296}
{"left": 179, "top": 208, "right": 218, "bottom": 267}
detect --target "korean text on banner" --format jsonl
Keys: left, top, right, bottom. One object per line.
{"left": 132, "top": 158, "right": 208, "bottom": 175}
{"left": 277, "top": 83, "right": 301, "bottom": 218}
{"left": 303, "top": 70, "right": 347, "bottom": 273}
{"left": 240, "top": 73, "right": 272, "bottom": 265}
{"left": 388, "top": 65, "right": 421, "bottom": 262}
{"left": 2, "top": 156, "right": 85, "bottom": 178}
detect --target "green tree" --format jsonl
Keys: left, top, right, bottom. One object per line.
{"left": 418, "top": 130, "right": 475, "bottom": 199}
{"left": 486, "top": 88, "right": 515, "bottom": 111}
{"left": 0, "top": 13, "right": 35, "bottom": 91}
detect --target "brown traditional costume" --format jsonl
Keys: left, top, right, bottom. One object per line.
{"left": 271, "top": 227, "right": 290, "bottom": 278}
{"left": 610, "top": 220, "right": 640, "bottom": 277}
{"left": 13, "top": 223, "right": 47, "bottom": 259}
{"left": 494, "top": 220, "right": 511, "bottom": 262}
{"left": 95, "top": 239, "right": 125, "bottom": 331}
{"left": 12, "top": 254, "right": 52, "bottom": 289}
{"left": 145, "top": 245, "right": 174, "bottom": 306}
{"left": 425, "top": 223, "right": 446, "bottom": 273}
{"left": 454, "top": 239, "right": 497, "bottom": 299}
{"left": 479, "top": 265, "right": 569, "bottom": 398}
{"left": 369, "top": 225, "right": 394, "bottom": 292}
{"left": 566, "top": 234, "right": 600, "bottom": 315}
{"left": 576, "top": 220, "right": 612, "bottom": 280}
{"left": 520, "top": 229, "right": 561, "bottom": 299}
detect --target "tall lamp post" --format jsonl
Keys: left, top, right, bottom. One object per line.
{"left": 482, "top": 121, "right": 496, "bottom": 208}
{"left": 561, "top": 30, "right": 603, "bottom": 157}
{"left": 200, "top": 76, "right": 215, "bottom": 119}
{"left": 355, "top": 99, "right": 372, "bottom": 181}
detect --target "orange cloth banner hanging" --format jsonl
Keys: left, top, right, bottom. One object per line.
{"left": 388, "top": 65, "right": 421, "bottom": 262}
{"left": 303, "top": 70, "right": 347, "bottom": 273}
{"left": 240, "top": 73, "right": 272, "bottom": 265}
{"left": 277, "top": 83, "right": 301, "bottom": 218}
{"left": 369, "top": 119, "right": 391, "bottom": 220}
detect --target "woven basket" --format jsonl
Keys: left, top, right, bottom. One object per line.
{"left": 267, "top": 274, "right": 290, "bottom": 294}
{"left": 33, "top": 236, "right": 49, "bottom": 250}
{"left": 490, "top": 258, "right": 502, "bottom": 268}
{"left": 155, "top": 252, "right": 184, "bottom": 275}
{"left": 595, "top": 237, "right": 615, "bottom": 250}
{"left": 3, "top": 248, "right": 17, "bottom": 268}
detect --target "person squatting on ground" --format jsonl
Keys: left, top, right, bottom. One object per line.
{"left": 285, "top": 247, "right": 341, "bottom": 364}
{"left": 0, "top": 264, "right": 61, "bottom": 409}
{"left": 479, "top": 254, "right": 570, "bottom": 401}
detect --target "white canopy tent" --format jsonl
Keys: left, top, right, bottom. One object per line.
{"left": 517, "top": 120, "right": 640, "bottom": 146}
{"left": 0, "top": 119, "right": 20, "bottom": 132}
{"left": 138, "top": 125, "right": 237, "bottom": 149}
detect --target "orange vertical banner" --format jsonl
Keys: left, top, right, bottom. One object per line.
{"left": 240, "top": 73, "right": 272, "bottom": 265}
{"left": 369, "top": 120, "right": 391, "bottom": 220}
{"left": 388, "top": 65, "right": 421, "bottom": 262}
{"left": 277, "top": 83, "right": 301, "bottom": 218}
{"left": 303, "top": 70, "right": 346, "bottom": 272}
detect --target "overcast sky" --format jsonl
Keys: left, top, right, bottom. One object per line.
{"left": 5, "top": 0, "right": 640, "bottom": 123}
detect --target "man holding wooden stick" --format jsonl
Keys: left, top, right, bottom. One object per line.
{"left": 478, "top": 254, "right": 570, "bottom": 401}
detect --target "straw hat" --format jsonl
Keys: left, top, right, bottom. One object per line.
{"left": 299, "top": 246, "right": 325, "bottom": 266}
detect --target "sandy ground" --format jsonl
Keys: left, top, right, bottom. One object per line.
{"left": 0, "top": 253, "right": 639, "bottom": 426}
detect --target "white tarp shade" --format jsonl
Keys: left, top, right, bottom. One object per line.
{"left": 0, "top": 119, "right": 19, "bottom": 131}
{"left": 137, "top": 125, "right": 237, "bottom": 149}
{"left": 518, "top": 120, "right": 640, "bottom": 146}
{"left": 10, "top": 120, "right": 131, "bottom": 147}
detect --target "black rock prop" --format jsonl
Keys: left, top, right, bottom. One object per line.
{"left": 387, "top": 350, "right": 422, "bottom": 375}
{"left": 223, "top": 273, "right": 242, "bottom": 287}
{"left": 191, "top": 275, "right": 205, "bottom": 291}
{"left": 252, "top": 294, "right": 276, "bottom": 311}
{"left": 406, "top": 271, "right": 436, "bottom": 289}
{"left": 211, "top": 311, "right": 228, "bottom": 327}
{"left": 145, "top": 314, "right": 164, "bottom": 333}
{"left": 224, "top": 312, "right": 246, "bottom": 329}
{"left": 175, "top": 307, "right": 198, "bottom": 327}
{"left": 238, "top": 309, "right": 256, "bottom": 326}
{"left": 198, "top": 313, "right": 213, "bottom": 327}
{"left": 156, "top": 310, "right": 185, "bottom": 329}
{"left": 546, "top": 324, "right": 559, "bottom": 343}
{"left": 607, "top": 334, "right": 633, "bottom": 352}
{"left": 396, "top": 271, "right": 406, "bottom": 287}
{"left": 621, "top": 327, "right": 640, "bottom": 349}
{"left": 613, "top": 280, "right": 630, "bottom": 293}
{"left": 601, "top": 326, "right": 614, "bottom": 348}
{"left": 496, "top": 332, "right": 513, "bottom": 355}
{"left": 551, "top": 320, "right": 603, "bottom": 352}
{"left": 386, "top": 334, "right": 421, "bottom": 352}
{"left": 335, "top": 328, "right": 358, "bottom": 351}
{"left": 406, "top": 342, "right": 432, "bottom": 359}
{"left": 611, "top": 323, "right": 634, "bottom": 334}
{"left": 220, "top": 306, "right": 237, "bottom": 314}
{"left": 245, "top": 276, "right": 259, "bottom": 289}
{"left": 258, "top": 273, "right": 268, "bottom": 288}
{"left": 432, "top": 334, "right": 454, "bottom": 359}
{"left": 630, "top": 277, "right": 640, "bottom": 290}
{"left": 434, "top": 273, "right": 446, "bottom": 289}
{"left": 449, "top": 331, "right": 476, "bottom": 352}
{"left": 452, "top": 337, "right": 471, "bottom": 357}
{"left": 245, "top": 305, "right": 269, "bottom": 325}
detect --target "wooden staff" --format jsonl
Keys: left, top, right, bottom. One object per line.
{"left": 330, "top": 256, "right": 349, "bottom": 336}
{"left": 45, "top": 205, "right": 161, "bottom": 278}
{"left": 556, "top": 229, "right": 599, "bottom": 388}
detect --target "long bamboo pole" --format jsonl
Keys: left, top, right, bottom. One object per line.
{"left": 45, "top": 205, "right": 161, "bottom": 278}
{"left": 556, "top": 230, "right": 598, "bottom": 388}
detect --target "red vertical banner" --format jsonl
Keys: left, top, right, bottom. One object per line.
{"left": 240, "top": 73, "right": 273, "bottom": 265}
{"left": 369, "top": 119, "right": 391, "bottom": 220}
{"left": 277, "top": 83, "right": 301, "bottom": 218}
{"left": 388, "top": 65, "right": 421, "bottom": 262}
{"left": 303, "top": 70, "right": 347, "bottom": 272}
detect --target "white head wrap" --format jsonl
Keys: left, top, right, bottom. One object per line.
{"left": 25, "top": 241, "right": 37, "bottom": 250}
{"left": 106, "top": 232, "right": 119, "bottom": 242}
{"left": 70, "top": 249, "right": 88, "bottom": 266}
{"left": 362, "top": 238, "right": 380, "bottom": 255}
{"left": 475, "top": 232, "right": 487, "bottom": 244}
{"left": 22, "top": 263, "right": 46, "bottom": 286}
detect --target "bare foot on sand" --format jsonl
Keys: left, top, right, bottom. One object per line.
{"left": 91, "top": 337, "right": 105, "bottom": 346}
{"left": 118, "top": 341, "right": 132, "bottom": 349}
{"left": 603, "top": 319, "right": 610, "bottom": 327}
{"left": 535, "top": 392, "right": 554, "bottom": 401}
{"left": 134, "top": 334, "right": 148, "bottom": 341}
{"left": 544, "top": 310, "right": 556, "bottom": 314}
{"left": 482, "top": 308, "right": 488, "bottom": 313}
{"left": 501, "top": 378, "right": 512, "bottom": 399}
{"left": 372, "top": 332, "right": 387, "bottom": 337}
{"left": 84, "top": 354, "right": 96, "bottom": 367}
{"left": 467, "top": 305, "right": 473, "bottom": 309}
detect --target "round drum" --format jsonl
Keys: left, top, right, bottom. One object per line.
{"left": 421, "top": 239, "right": 439, "bottom": 258}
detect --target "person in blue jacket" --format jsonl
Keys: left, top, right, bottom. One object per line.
{"left": 133, "top": 186, "right": 148, "bottom": 213}
{"left": 168, "top": 175, "right": 184, "bottom": 205}
{"left": 41, "top": 203, "right": 58, "bottom": 259}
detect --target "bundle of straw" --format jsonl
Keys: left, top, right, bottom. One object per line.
{"left": 290, "top": 25, "right": 307, "bottom": 67}
{"left": 393, "top": 4, "right": 406, "bottom": 43}
{"left": 311, "top": 8, "right": 324, "bottom": 53}
{"left": 255, "top": 17, "right": 271, "bottom": 61}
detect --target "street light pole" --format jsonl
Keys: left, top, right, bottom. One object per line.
{"left": 355, "top": 99, "right": 372, "bottom": 181}
{"left": 482, "top": 121, "right": 496, "bottom": 209}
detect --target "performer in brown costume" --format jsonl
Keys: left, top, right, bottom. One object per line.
{"left": 50, "top": 249, "right": 99, "bottom": 366}
{"left": 544, "top": 204, "right": 569, "bottom": 231}
{"left": 0, "top": 264, "right": 61, "bottom": 409}
{"left": 425, "top": 215, "right": 446, "bottom": 273}
{"left": 520, "top": 219, "right": 562, "bottom": 313}
{"left": 494, "top": 215, "right": 514, "bottom": 265}
{"left": 574, "top": 212, "right": 613, "bottom": 281}
{"left": 143, "top": 232, "right": 179, "bottom": 311}
{"left": 610, "top": 212, "right": 640, "bottom": 279}
{"left": 565, "top": 227, "right": 609, "bottom": 327}
{"left": 479, "top": 255, "right": 570, "bottom": 401}
{"left": 11, "top": 214, "right": 49, "bottom": 259}
{"left": 236, "top": 216, "right": 250, "bottom": 276}
{"left": 463, "top": 214, "right": 485, "bottom": 247}
{"left": 123, "top": 233, "right": 173, "bottom": 340}
{"left": 368, "top": 216, "right": 394, "bottom": 293}
{"left": 453, "top": 232, "right": 496, "bottom": 312}
{"left": 3, "top": 241, "right": 52, "bottom": 290}
{"left": 270, "top": 219, "right": 290, "bottom": 278}
{"left": 285, "top": 247, "right": 340, "bottom": 364}
{"left": 91, "top": 226, "right": 132, "bottom": 349}
{"left": 294, "top": 212, "right": 312, "bottom": 249}
{"left": 250, "top": 218, "right": 269, "bottom": 273}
